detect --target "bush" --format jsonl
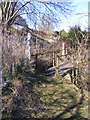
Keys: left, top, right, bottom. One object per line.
{"left": 3, "top": 66, "right": 13, "bottom": 81}
{"left": 2, "top": 82, "right": 14, "bottom": 95}
{"left": 15, "top": 65, "right": 22, "bottom": 76}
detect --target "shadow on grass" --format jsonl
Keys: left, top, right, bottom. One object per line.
{"left": 2, "top": 58, "right": 88, "bottom": 120}
{"left": 52, "top": 90, "right": 88, "bottom": 120}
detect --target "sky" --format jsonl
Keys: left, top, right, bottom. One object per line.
{"left": 22, "top": 0, "right": 89, "bottom": 32}
{"left": 54, "top": 0, "right": 89, "bottom": 32}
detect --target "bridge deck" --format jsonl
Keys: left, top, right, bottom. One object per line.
{"left": 46, "top": 60, "right": 73, "bottom": 77}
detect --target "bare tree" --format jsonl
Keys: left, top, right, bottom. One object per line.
{"left": 0, "top": 1, "right": 73, "bottom": 83}
{"left": 38, "top": 14, "right": 54, "bottom": 32}
{"left": 0, "top": 1, "right": 72, "bottom": 28}
{"left": 68, "top": 26, "right": 88, "bottom": 90}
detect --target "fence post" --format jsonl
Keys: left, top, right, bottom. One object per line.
{"left": 76, "top": 68, "right": 78, "bottom": 85}
{"left": 53, "top": 51, "right": 55, "bottom": 67}
{"left": 12, "top": 61, "right": 15, "bottom": 74}
{"left": 70, "top": 67, "right": 73, "bottom": 83}
{"left": 65, "top": 48, "right": 67, "bottom": 59}
{"left": 71, "top": 59, "right": 74, "bottom": 83}
{"left": 73, "top": 67, "right": 76, "bottom": 84}
{"left": 66, "top": 48, "right": 67, "bottom": 54}
{"left": 35, "top": 54, "right": 38, "bottom": 70}
{"left": 55, "top": 55, "right": 58, "bottom": 76}
{"left": 66, "top": 48, "right": 67, "bottom": 56}
{"left": 27, "top": 32, "right": 31, "bottom": 60}
{"left": 62, "top": 42, "right": 65, "bottom": 56}
{"left": 79, "top": 61, "right": 82, "bottom": 81}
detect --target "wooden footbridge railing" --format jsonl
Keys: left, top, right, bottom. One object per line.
{"left": 45, "top": 46, "right": 88, "bottom": 90}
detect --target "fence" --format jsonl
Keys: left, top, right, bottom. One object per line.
{"left": 47, "top": 43, "right": 88, "bottom": 90}
{"left": 0, "top": 26, "right": 88, "bottom": 91}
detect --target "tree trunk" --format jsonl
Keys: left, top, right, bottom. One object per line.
{"left": 0, "top": 25, "right": 2, "bottom": 85}
{"left": 0, "top": 24, "right": 2, "bottom": 120}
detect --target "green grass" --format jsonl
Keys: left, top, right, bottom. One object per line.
{"left": 2, "top": 70, "right": 88, "bottom": 119}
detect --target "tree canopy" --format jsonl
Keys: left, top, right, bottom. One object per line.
{"left": 59, "top": 29, "right": 68, "bottom": 39}
{"left": 68, "top": 26, "right": 84, "bottom": 48}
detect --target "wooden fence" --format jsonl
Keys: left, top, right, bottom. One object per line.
{"left": 0, "top": 27, "right": 88, "bottom": 90}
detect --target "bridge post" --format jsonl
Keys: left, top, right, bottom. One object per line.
{"left": 53, "top": 51, "right": 55, "bottom": 67}
{"left": 55, "top": 55, "right": 58, "bottom": 76}
{"left": 65, "top": 48, "right": 67, "bottom": 59}
{"left": 66, "top": 48, "right": 67, "bottom": 54}
{"left": 27, "top": 32, "right": 31, "bottom": 60}
{"left": 73, "top": 67, "right": 76, "bottom": 84}
{"left": 76, "top": 61, "right": 82, "bottom": 87}
{"left": 62, "top": 42, "right": 65, "bottom": 56}
{"left": 35, "top": 54, "right": 38, "bottom": 70}
{"left": 78, "top": 61, "right": 82, "bottom": 86}
{"left": 70, "top": 67, "right": 73, "bottom": 83}
{"left": 76, "top": 68, "right": 78, "bottom": 85}
{"left": 76, "top": 61, "right": 79, "bottom": 84}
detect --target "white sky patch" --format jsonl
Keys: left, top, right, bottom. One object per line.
{"left": 15, "top": 0, "right": 89, "bottom": 31}
{"left": 57, "top": 1, "right": 88, "bottom": 32}
{"left": 74, "top": 0, "right": 90, "bottom": 2}
{"left": 75, "top": 9, "right": 88, "bottom": 16}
